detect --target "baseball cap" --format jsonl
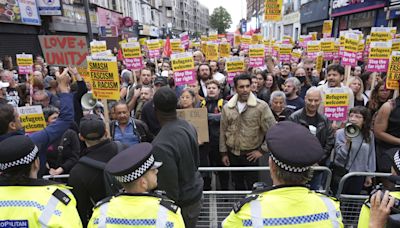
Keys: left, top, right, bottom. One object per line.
{"left": 154, "top": 77, "right": 167, "bottom": 86}
{"left": 153, "top": 87, "right": 177, "bottom": 113}
{"left": 79, "top": 114, "right": 106, "bottom": 140}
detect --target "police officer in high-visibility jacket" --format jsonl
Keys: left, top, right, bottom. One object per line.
{"left": 358, "top": 150, "right": 400, "bottom": 228}
{"left": 0, "top": 135, "right": 82, "bottom": 227}
{"left": 223, "top": 121, "right": 344, "bottom": 228}
{"left": 88, "top": 142, "right": 185, "bottom": 228}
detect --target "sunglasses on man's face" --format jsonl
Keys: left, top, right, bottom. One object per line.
{"left": 306, "top": 68, "right": 314, "bottom": 71}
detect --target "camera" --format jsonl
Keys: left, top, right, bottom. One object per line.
{"left": 369, "top": 185, "right": 400, "bottom": 213}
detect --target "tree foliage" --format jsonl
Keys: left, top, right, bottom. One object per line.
{"left": 209, "top": 6, "right": 232, "bottom": 34}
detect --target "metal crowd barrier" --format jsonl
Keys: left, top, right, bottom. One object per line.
{"left": 335, "top": 172, "right": 391, "bottom": 227}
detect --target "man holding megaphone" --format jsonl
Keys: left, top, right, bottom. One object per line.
{"left": 332, "top": 106, "right": 376, "bottom": 194}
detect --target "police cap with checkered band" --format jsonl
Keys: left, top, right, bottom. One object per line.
{"left": 0, "top": 135, "right": 39, "bottom": 171}
{"left": 105, "top": 142, "right": 162, "bottom": 183}
{"left": 266, "top": 121, "right": 324, "bottom": 173}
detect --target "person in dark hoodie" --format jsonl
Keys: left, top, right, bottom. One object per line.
{"left": 151, "top": 87, "right": 204, "bottom": 228}
{"left": 0, "top": 68, "right": 74, "bottom": 177}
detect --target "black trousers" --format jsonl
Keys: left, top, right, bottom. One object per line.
{"left": 228, "top": 152, "right": 259, "bottom": 190}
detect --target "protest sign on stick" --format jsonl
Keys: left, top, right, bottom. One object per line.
{"left": 171, "top": 52, "right": 196, "bottom": 86}
{"left": 16, "top": 54, "right": 33, "bottom": 75}
{"left": 226, "top": 56, "right": 245, "bottom": 84}
{"left": 17, "top": 106, "right": 46, "bottom": 133}
{"left": 87, "top": 56, "right": 120, "bottom": 100}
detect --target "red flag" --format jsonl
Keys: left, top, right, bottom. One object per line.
{"left": 163, "top": 36, "right": 172, "bottom": 57}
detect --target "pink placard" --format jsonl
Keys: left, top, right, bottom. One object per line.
{"left": 174, "top": 70, "right": 196, "bottom": 86}
{"left": 180, "top": 33, "right": 189, "bottom": 50}
{"left": 226, "top": 33, "right": 234, "bottom": 46}
{"left": 323, "top": 52, "right": 334, "bottom": 60}
{"left": 148, "top": 49, "right": 160, "bottom": 58}
{"left": 279, "top": 54, "right": 291, "bottom": 63}
{"left": 19, "top": 66, "right": 33, "bottom": 74}
{"left": 227, "top": 71, "right": 242, "bottom": 84}
{"left": 124, "top": 57, "right": 143, "bottom": 70}
{"left": 341, "top": 51, "right": 357, "bottom": 66}
{"left": 324, "top": 106, "right": 348, "bottom": 121}
{"left": 241, "top": 43, "right": 249, "bottom": 52}
{"left": 366, "top": 58, "right": 389, "bottom": 72}
{"left": 272, "top": 48, "right": 278, "bottom": 58}
{"left": 307, "top": 52, "right": 318, "bottom": 60}
{"left": 249, "top": 57, "right": 264, "bottom": 67}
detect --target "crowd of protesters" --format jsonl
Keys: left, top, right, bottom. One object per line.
{"left": 0, "top": 35, "right": 399, "bottom": 227}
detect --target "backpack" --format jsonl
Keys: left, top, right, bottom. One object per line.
{"left": 78, "top": 141, "right": 125, "bottom": 199}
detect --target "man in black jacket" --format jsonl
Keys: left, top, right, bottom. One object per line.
{"left": 289, "top": 86, "right": 335, "bottom": 190}
{"left": 68, "top": 114, "right": 120, "bottom": 226}
{"left": 151, "top": 87, "right": 203, "bottom": 228}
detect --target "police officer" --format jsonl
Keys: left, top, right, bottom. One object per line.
{"left": 358, "top": 150, "right": 400, "bottom": 227}
{"left": 88, "top": 142, "right": 185, "bottom": 228}
{"left": 223, "top": 121, "right": 343, "bottom": 227}
{"left": 0, "top": 135, "right": 82, "bottom": 227}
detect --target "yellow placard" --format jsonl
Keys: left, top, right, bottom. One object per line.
{"left": 392, "top": 39, "right": 400, "bottom": 51}
{"left": 87, "top": 57, "right": 120, "bottom": 100}
{"left": 387, "top": 53, "right": 400, "bottom": 89}
{"left": 209, "top": 34, "right": 218, "bottom": 41}
{"left": 234, "top": 35, "right": 241, "bottom": 47}
{"left": 324, "top": 93, "right": 349, "bottom": 107}
{"left": 307, "top": 42, "right": 321, "bottom": 53}
{"left": 371, "top": 32, "right": 392, "bottom": 42}
{"left": 322, "top": 20, "right": 333, "bottom": 35}
{"left": 369, "top": 46, "right": 392, "bottom": 59}
{"left": 90, "top": 41, "right": 107, "bottom": 54}
{"left": 201, "top": 35, "right": 208, "bottom": 42}
{"left": 344, "top": 36, "right": 359, "bottom": 52}
{"left": 171, "top": 56, "right": 195, "bottom": 71}
{"left": 17, "top": 106, "right": 46, "bottom": 133}
{"left": 147, "top": 41, "right": 161, "bottom": 50}
{"left": 249, "top": 46, "right": 265, "bottom": 57}
{"left": 226, "top": 59, "right": 245, "bottom": 72}
{"left": 310, "top": 32, "right": 318, "bottom": 41}
{"left": 291, "top": 50, "right": 301, "bottom": 59}
{"left": 264, "top": 0, "right": 282, "bottom": 21}
{"left": 279, "top": 45, "right": 292, "bottom": 55}
{"left": 358, "top": 41, "right": 365, "bottom": 52}
{"left": 201, "top": 42, "right": 207, "bottom": 54}
{"left": 139, "top": 38, "right": 147, "bottom": 46}
{"left": 206, "top": 43, "right": 219, "bottom": 61}
{"left": 316, "top": 54, "right": 323, "bottom": 73}
{"left": 241, "top": 35, "right": 251, "bottom": 45}
{"left": 171, "top": 39, "right": 183, "bottom": 53}
{"left": 122, "top": 44, "right": 142, "bottom": 58}
{"left": 252, "top": 34, "right": 262, "bottom": 44}
{"left": 77, "top": 67, "right": 90, "bottom": 83}
{"left": 321, "top": 41, "right": 335, "bottom": 52}
{"left": 16, "top": 56, "right": 33, "bottom": 66}
{"left": 220, "top": 43, "right": 231, "bottom": 58}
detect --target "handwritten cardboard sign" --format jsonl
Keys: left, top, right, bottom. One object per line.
{"left": 177, "top": 108, "right": 209, "bottom": 143}
{"left": 38, "top": 35, "right": 88, "bottom": 66}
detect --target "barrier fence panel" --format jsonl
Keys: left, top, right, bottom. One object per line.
{"left": 336, "top": 172, "right": 391, "bottom": 227}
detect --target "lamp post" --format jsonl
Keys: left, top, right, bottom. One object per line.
{"left": 83, "top": 0, "right": 93, "bottom": 41}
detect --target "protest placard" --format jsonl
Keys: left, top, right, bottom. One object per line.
{"left": 299, "top": 35, "right": 312, "bottom": 48}
{"left": 220, "top": 42, "right": 231, "bottom": 58}
{"left": 307, "top": 41, "right": 321, "bottom": 59}
{"left": 324, "top": 89, "right": 349, "bottom": 121}
{"left": 139, "top": 38, "right": 147, "bottom": 46}
{"left": 38, "top": 35, "right": 88, "bottom": 66}
{"left": 226, "top": 56, "right": 245, "bottom": 84}
{"left": 316, "top": 52, "right": 324, "bottom": 73}
{"left": 357, "top": 40, "right": 365, "bottom": 61}
{"left": 279, "top": 44, "right": 292, "bottom": 63}
{"left": 206, "top": 42, "right": 219, "bottom": 61}
{"left": 252, "top": 34, "right": 263, "bottom": 44}
{"left": 392, "top": 39, "right": 400, "bottom": 52}
{"left": 264, "top": 0, "right": 282, "bottom": 21}
{"left": 201, "top": 42, "right": 207, "bottom": 54}
{"left": 209, "top": 34, "right": 218, "bottom": 41}
{"left": 241, "top": 35, "right": 252, "bottom": 51}
{"left": 234, "top": 35, "right": 241, "bottom": 47}
{"left": 17, "top": 105, "right": 46, "bottom": 133}
{"left": 226, "top": 33, "right": 234, "bottom": 46}
{"left": 180, "top": 32, "right": 189, "bottom": 50}
{"left": 16, "top": 54, "right": 33, "bottom": 75}
{"left": 87, "top": 56, "right": 120, "bottom": 100}
{"left": 366, "top": 42, "right": 392, "bottom": 72}
{"left": 386, "top": 51, "right": 400, "bottom": 90}
{"left": 322, "top": 20, "right": 333, "bottom": 37}
{"left": 291, "top": 49, "right": 302, "bottom": 63}
{"left": 371, "top": 27, "right": 393, "bottom": 42}
{"left": 121, "top": 42, "right": 143, "bottom": 70}
{"left": 171, "top": 39, "right": 184, "bottom": 53}
{"left": 90, "top": 40, "right": 107, "bottom": 54}
{"left": 176, "top": 108, "right": 209, "bottom": 143}
{"left": 249, "top": 44, "right": 265, "bottom": 67}
{"left": 147, "top": 39, "right": 161, "bottom": 58}
{"left": 171, "top": 52, "right": 196, "bottom": 86}
{"left": 77, "top": 67, "right": 90, "bottom": 83}
{"left": 342, "top": 33, "right": 359, "bottom": 66}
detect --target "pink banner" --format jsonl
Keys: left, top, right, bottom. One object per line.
{"left": 19, "top": 66, "right": 33, "bottom": 75}
{"left": 341, "top": 51, "right": 357, "bottom": 66}
{"left": 366, "top": 58, "right": 389, "bottom": 72}
{"left": 324, "top": 106, "right": 348, "bottom": 121}
{"left": 124, "top": 57, "right": 143, "bottom": 70}
{"left": 279, "top": 54, "right": 291, "bottom": 63}
{"left": 249, "top": 57, "right": 264, "bottom": 67}
{"left": 323, "top": 52, "right": 334, "bottom": 60}
{"left": 174, "top": 70, "right": 196, "bottom": 86}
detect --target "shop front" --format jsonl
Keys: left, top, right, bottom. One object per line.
{"left": 300, "top": 0, "right": 329, "bottom": 38}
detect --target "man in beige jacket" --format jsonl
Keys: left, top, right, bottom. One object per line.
{"left": 220, "top": 74, "right": 276, "bottom": 190}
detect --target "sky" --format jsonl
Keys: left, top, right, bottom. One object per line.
{"left": 198, "top": 0, "right": 247, "bottom": 32}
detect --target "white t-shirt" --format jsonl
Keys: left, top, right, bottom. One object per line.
{"left": 200, "top": 80, "right": 208, "bottom": 97}
{"left": 237, "top": 101, "right": 246, "bottom": 114}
